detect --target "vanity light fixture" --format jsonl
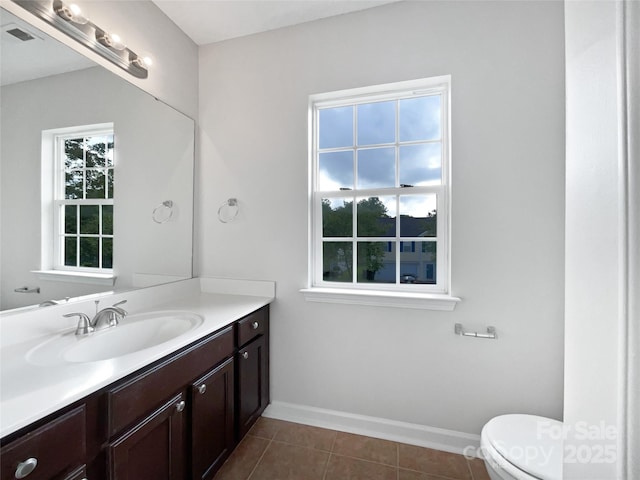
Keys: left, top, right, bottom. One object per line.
{"left": 95, "top": 29, "right": 125, "bottom": 51}
{"left": 53, "top": 1, "right": 87, "bottom": 25}
{"left": 15, "top": 0, "right": 150, "bottom": 79}
{"left": 130, "top": 53, "right": 153, "bottom": 69}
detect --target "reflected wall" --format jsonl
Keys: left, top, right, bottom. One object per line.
{"left": 1, "top": 66, "right": 194, "bottom": 310}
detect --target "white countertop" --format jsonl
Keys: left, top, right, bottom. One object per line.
{"left": 0, "top": 278, "right": 274, "bottom": 439}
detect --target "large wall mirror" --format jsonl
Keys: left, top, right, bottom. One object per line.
{"left": 0, "top": 7, "right": 195, "bottom": 312}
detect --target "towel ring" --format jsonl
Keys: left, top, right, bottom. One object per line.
{"left": 153, "top": 200, "right": 174, "bottom": 224}
{"left": 218, "top": 198, "right": 239, "bottom": 223}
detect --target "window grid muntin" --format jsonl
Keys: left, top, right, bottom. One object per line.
{"left": 318, "top": 190, "right": 442, "bottom": 289}
{"left": 312, "top": 79, "right": 449, "bottom": 292}
{"left": 53, "top": 129, "right": 114, "bottom": 273}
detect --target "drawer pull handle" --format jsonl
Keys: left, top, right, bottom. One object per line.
{"left": 242, "top": 351, "right": 249, "bottom": 360}
{"left": 176, "top": 400, "right": 186, "bottom": 412}
{"left": 198, "top": 384, "right": 207, "bottom": 394}
{"left": 252, "top": 321, "right": 259, "bottom": 330}
{"left": 15, "top": 458, "right": 37, "bottom": 479}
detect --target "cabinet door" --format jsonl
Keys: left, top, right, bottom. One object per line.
{"left": 237, "top": 334, "right": 269, "bottom": 439}
{"left": 108, "top": 393, "right": 186, "bottom": 480}
{"left": 0, "top": 406, "right": 86, "bottom": 480}
{"left": 190, "top": 357, "right": 234, "bottom": 480}
{"left": 60, "top": 465, "right": 87, "bottom": 480}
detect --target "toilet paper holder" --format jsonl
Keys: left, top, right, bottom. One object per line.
{"left": 455, "top": 323, "right": 497, "bottom": 339}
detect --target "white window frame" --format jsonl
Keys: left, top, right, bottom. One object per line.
{"left": 302, "top": 77, "right": 460, "bottom": 310}
{"left": 35, "top": 123, "right": 116, "bottom": 285}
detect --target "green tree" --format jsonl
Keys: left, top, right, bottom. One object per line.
{"left": 355, "top": 197, "right": 388, "bottom": 282}
{"left": 322, "top": 197, "right": 389, "bottom": 282}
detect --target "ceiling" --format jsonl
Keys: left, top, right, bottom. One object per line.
{"left": 151, "top": 0, "right": 400, "bottom": 46}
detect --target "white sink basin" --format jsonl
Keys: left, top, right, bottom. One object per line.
{"left": 26, "top": 311, "right": 204, "bottom": 366}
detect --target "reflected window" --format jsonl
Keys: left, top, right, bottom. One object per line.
{"left": 310, "top": 77, "right": 450, "bottom": 293}
{"left": 51, "top": 125, "right": 114, "bottom": 272}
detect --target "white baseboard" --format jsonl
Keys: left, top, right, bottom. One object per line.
{"left": 262, "top": 401, "right": 481, "bottom": 457}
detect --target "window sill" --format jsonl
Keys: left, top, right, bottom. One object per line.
{"left": 300, "top": 287, "right": 461, "bottom": 311}
{"left": 32, "top": 270, "right": 116, "bottom": 286}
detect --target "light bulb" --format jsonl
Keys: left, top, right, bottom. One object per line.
{"left": 54, "top": 1, "right": 88, "bottom": 24}
{"left": 96, "top": 30, "right": 125, "bottom": 51}
{"left": 130, "top": 52, "right": 153, "bottom": 70}
{"left": 108, "top": 33, "right": 125, "bottom": 50}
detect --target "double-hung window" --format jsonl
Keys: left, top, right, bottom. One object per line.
{"left": 307, "top": 77, "right": 455, "bottom": 307}
{"left": 53, "top": 126, "right": 114, "bottom": 273}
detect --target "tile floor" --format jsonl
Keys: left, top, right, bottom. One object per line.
{"left": 214, "top": 417, "right": 491, "bottom": 480}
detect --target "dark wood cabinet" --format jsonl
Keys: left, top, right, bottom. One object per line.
{"left": 0, "top": 406, "right": 86, "bottom": 480}
{"left": 62, "top": 465, "right": 88, "bottom": 480}
{"left": 108, "top": 392, "right": 186, "bottom": 480}
{"left": 190, "top": 357, "right": 235, "bottom": 480}
{"left": 1, "top": 305, "right": 269, "bottom": 480}
{"left": 237, "top": 334, "right": 269, "bottom": 439}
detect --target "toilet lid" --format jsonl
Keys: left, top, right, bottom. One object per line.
{"left": 483, "top": 414, "right": 562, "bottom": 480}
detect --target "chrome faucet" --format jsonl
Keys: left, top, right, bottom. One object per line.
{"left": 92, "top": 302, "right": 128, "bottom": 331}
{"left": 39, "top": 300, "right": 60, "bottom": 307}
{"left": 64, "top": 300, "right": 128, "bottom": 336}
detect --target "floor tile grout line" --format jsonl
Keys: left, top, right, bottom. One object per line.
{"left": 466, "top": 457, "right": 475, "bottom": 480}
{"left": 329, "top": 430, "right": 339, "bottom": 453}
{"left": 245, "top": 436, "right": 275, "bottom": 480}
{"left": 255, "top": 435, "right": 406, "bottom": 471}
{"left": 245, "top": 418, "right": 481, "bottom": 480}
{"left": 321, "top": 431, "right": 339, "bottom": 480}
{"left": 321, "top": 452, "right": 332, "bottom": 480}
{"left": 396, "top": 465, "right": 470, "bottom": 480}
{"left": 326, "top": 451, "right": 400, "bottom": 469}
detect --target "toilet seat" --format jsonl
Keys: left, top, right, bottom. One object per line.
{"left": 481, "top": 414, "right": 562, "bottom": 480}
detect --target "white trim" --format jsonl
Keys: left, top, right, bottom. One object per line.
{"left": 311, "top": 76, "right": 452, "bottom": 106}
{"left": 300, "top": 287, "right": 460, "bottom": 311}
{"left": 619, "top": 1, "right": 640, "bottom": 478}
{"left": 262, "top": 401, "right": 480, "bottom": 457}
{"left": 308, "top": 76, "right": 452, "bottom": 295}
{"left": 32, "top": 269, "right": 115, "bottom": 286}
{"left": 41, "top": 124, "right": 115, "bottom": 273}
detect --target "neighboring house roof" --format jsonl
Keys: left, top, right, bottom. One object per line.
{"left": 377, "top": 216, "right": 436, "bottom": 237}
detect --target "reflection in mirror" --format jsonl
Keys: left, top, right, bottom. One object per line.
{"left": 0, "top": 8, "right": 194, "bottom": 312}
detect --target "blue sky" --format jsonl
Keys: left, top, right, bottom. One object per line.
{"left": 318, "top": 94, "right": 441, "bottom": 217}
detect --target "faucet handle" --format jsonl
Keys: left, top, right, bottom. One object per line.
{"left": 64, "top": 312, "right": 94, "bottom": 336}
{"left": 112, "top": 300, "right": 128, "bottom": 316}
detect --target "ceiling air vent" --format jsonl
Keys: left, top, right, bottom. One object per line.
{"left": 5, "top": 27, "right": 35, "bottom": 42}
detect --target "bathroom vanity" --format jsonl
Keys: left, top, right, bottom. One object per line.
{"left": 0, "top": 279, "right": 273, "bottom": 480}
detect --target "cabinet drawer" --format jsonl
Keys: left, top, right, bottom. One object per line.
{"left": 107, "top": 326, "right": 233, "bottom": 436}
{"left": 237, "top": 308, "right": 267, "bottom": 347}
{"left": 0, "top": 406, "right": 86, "bottom": 480}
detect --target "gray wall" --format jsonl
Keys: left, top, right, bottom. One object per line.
{"left": 198, "top": 1, "right": 566, "bottom": 437}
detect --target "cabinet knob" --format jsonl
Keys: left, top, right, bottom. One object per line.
{"left": 198, "top": 384, "right": 207, "bottom": 394}
{"left": 242, "top": 351, "right": 249, "bottom": 359}
{"left": 252, "top": 321, "right": 259, "bottom": 330}
{"left": 176, "top": 400, "right": 186, "bottom": 412}
{"left": 14, "top": 457, "right": 37, "bottom": 479}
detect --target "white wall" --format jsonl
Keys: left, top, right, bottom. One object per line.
{"left": 198, "top": 1, "right": 565, "bottom": 438}
{"left": 564, "top": 1, "right": 637, "bottom": 477}
{"left": 1, "top": 67, "right": 193, "bottom": 310}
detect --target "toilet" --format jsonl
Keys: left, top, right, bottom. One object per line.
{"left": 480, "top": 414, "right": 562, "bottom": 480}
